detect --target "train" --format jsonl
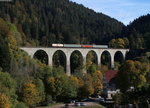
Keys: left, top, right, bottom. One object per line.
{"left": 52, "top": 44, "right": 108, "bottom": 48}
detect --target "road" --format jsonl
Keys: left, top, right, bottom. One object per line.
{"left": 50, "top": 102, "right": 103, "bottom": 108}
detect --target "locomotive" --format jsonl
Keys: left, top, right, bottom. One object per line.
{"left": 52, "top": 44, "right": 108, "bottom": 48}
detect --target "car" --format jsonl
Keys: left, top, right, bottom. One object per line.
{"left": 81, "top": 98, "right": 88, "bottom": 102}
{"left": 99, "top": 98, "right": 105, "bottom": 102}
{"left": 75, "top": 102, "right": 80, "bottom": 106}
{"left": 81, "top": 98, "right": 94, "bottom": 102}
{"left": 96, "top": 95, "right": 101, "bottom": 98}
{"left": 80, "top": 102, "right": 86, "bottom": 106}
{"left": 65, "top": 103, "right": 70, "bottom": 107}
{"left": 104, "top": 98, "right": 114, "bottom": 104}
{"left": 64, "top": 99, "right": 76, "bottom": 104}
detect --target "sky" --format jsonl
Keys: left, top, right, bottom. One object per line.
{"left": 70, "top": 0, "right": 150, "bottom": 25}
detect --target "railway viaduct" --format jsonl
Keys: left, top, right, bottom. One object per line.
{"left": 20, "top": 47, "right": 129, "bottom": 75}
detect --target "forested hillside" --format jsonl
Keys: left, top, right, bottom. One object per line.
{"left": 125, "top": 14, "right": 150, "bottom": 50}
{"left": 0, "top": 0, "right": 124, "bottom": 46}
{"left": 0, "top": 18, "right": 103, "bottom": 108}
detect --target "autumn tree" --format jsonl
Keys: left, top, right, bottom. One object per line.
{"left": 116, "top": 60, "right": 149, "bottom": 92}
{"left": 21, "top": 82, "right": 40, "bottom": 107}
{"left": 0, "top": 72, "right": 17, "bottom": 106}
{"left": 0, "top": 93, "right": 10, "bottom": 108}
{"left": 0, "top": 18, "right": 9, "bottom": 36}
{"left": 46, "top": 75, "right": 78, "bottom": 101}
{"left": 78, "top": 74, "right": 94, "bottom": 98}
{"left": 92, "top": 70, "right": 103, "bottom": 94}
{"left": 7, "top": 23, "right": 23, "bottom": 46}
{"left": 109, "top": 38, "right": 129, "bottom": 48}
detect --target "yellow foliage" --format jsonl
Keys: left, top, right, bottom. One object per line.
{"left": 88, "top": 85, "right": 94, "bottom": 96}
{"left": 7, "top": 31, "right": 17, "bottom": 46}
{"left": 47, "top": 77, "right": 56, "bottom": 93}
{"left": 82, "top": 74, "right": 94, "bottom": 96}
{"left": 86, "top": 51, "right": 96, "bottom": 68}
{"left": 117, "top": 38, "right": 125, "bottom": 48}
{"left": 92, "top": 71, "right": 103, "bottom": 93}
{"left": 0, "top": 18, "right": 9, "bottom": 36}
{"left": 22, "top": 83, "right": 40, "bottom": 106}
{"left": 47, "top": 77, "right": 55, "bottom": 83}
{"left": 69, "top": 76, "right": 79, "bottom": 85}
{"left": 0, "top": 93, "right": 10, "bottom": 108}
{"left": 117, "top": 60, "right": 149, "bottom": 91}
{"left": 78, "top": 78, "right": 84, "bottom": 87}
{"left": 109, "top": 38, "right": 129, "bottom": 48}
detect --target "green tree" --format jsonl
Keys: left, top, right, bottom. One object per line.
{"left": 71, "top": 53, "right": 83, "bottom": 74}
{"left": 60, "top": 76, "right": 78, "bottom": 101}
{"left": 46, "top": 77, "right": 55, "bottom": 100}
{"left": 87, "top": 64, "right": 97, "bottom": 74}
{"left": 46, "top": 75, "right": 78, "bottom": 101}
{"left": 0, "top": 18, "right": 11, "bottom": 72}
{"left": 86, "top": 51, "right": 97, "bottom": 74}
{"left": 0, "top": 35, "right": 11, "bottom": 72}
{"left": 128, "top": 29, "right": 144, "bottom": 49}
{"left": 116, "top": 60, "right": 149, "bottom": 92}
{"left": 36, "top": 65, "right": 52, "bottom": 80}
{"left": 14, "top": 102, "right": 28, "bottom": 108}
{"left": 34, "top": 79, "right": 45, "bottom": 104}
{"left": 0, "top": 0, "right": 124, "bottom": 46}
{"left": 0, "top": 72, "right": 17, "bottom": 106}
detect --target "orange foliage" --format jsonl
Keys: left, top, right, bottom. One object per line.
{"left": 0, "top": 93, "right": 10, "bottom": 108}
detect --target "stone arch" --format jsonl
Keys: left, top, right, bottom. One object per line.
{"left": 114, "top": 51, "right": 124, "bottom": 63}
{"left": 86, "top": 50, "right": 98, "bottom": 73}
{"left": 114, "top": 51, "right": 124, "bottom": 70}
{"left": 52, "top": 50, "right": 67, "bottom": 72}
{"left": 70, "top": 50, "right": 84, "bottom": 74}
{"left": 33, "top": 50, "right": 49, "bottom": 65}
{"left": 86, "top": 50, "right": 98, "bottom": 65}
{"left": 101, "top": 50, "right": 111, "bottom": 69}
